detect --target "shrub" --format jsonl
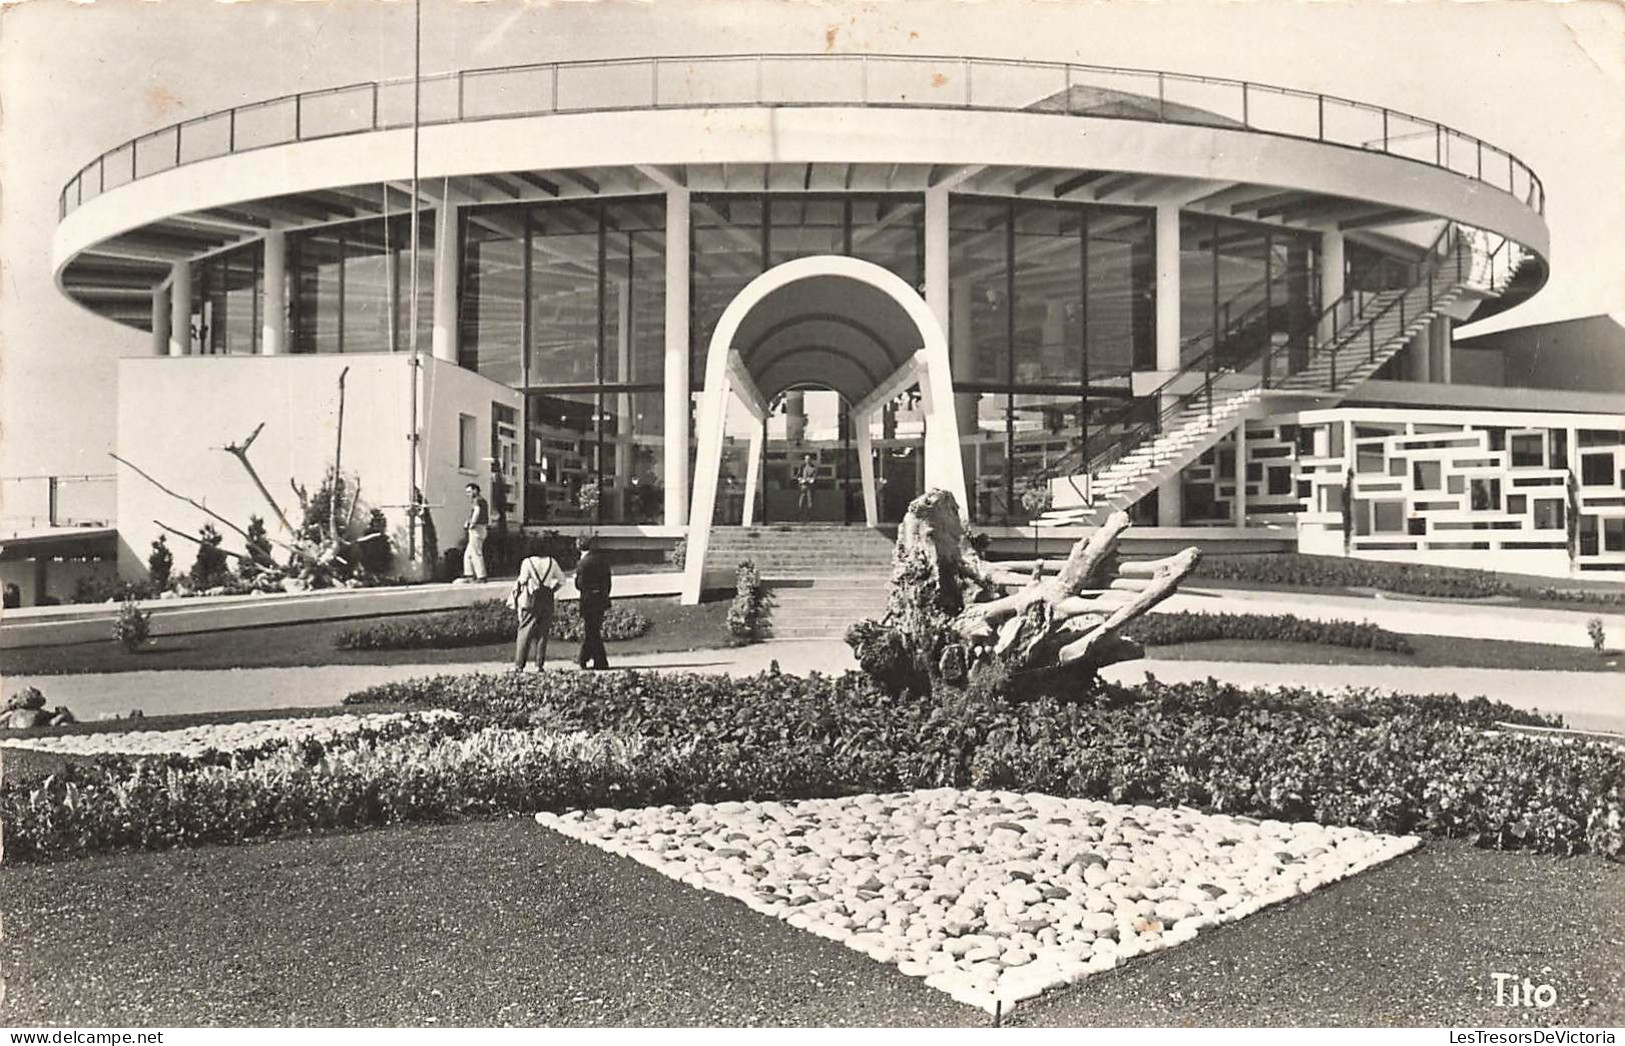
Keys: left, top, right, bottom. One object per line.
{"left": 1126, "top": 611, "right": 1413, "bottom": 653}
{"left": 726, "top": 560, "right": 772, "bottom": 643}
{"left": 332, "top": 599, "right": 651, "bottom": 651}
{"left": 147, "top": 535, "right": 174, "bottom": 590}
{"left": 189, "top": 524, "right": 231, "bottom": 588}
{"left": 112, "top": 598, "right": 152, "bottom": 652}
{"left": 1588, "top": 617, "right": 1607, "bottom": 654}
{"left": 72, "top": 575, "right": 154, "bottom": 605}
{"left": 1195, "top": 552, "right": 1625, "bottom": 607}
{"left": 241, "top": 515, "right": 275, "bottom": 575}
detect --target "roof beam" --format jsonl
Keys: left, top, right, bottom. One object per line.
{"left": 1338, "top": 208, "right": 1425, "bottom": 231}
{"left": 512, "top": 171, "right": 561, "bottom": 197}
{"left": 634, "top": 164, "right": 685, "bottom": 192}
{"left": 1012, "top": 168, "right": 1056, "bottom": 195}
{"left": 1053, "top": 170, "right": 1109, "bottom": 198}
{"left": 929, "top": 164, "right": 985, "bottom": 190}
{"left": 1230, "top": 189, "right": 1303, "bottom": 216}
{"left": 1091, "top": 172, "right": 1142, "bottom": 201}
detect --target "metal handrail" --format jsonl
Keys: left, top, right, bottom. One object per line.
{"left": 59, "top": 51, "right": 1544, "bottom": 220}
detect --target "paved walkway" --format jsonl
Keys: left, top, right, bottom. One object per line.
{"left": 8, "top": 639, "right": 1622, "bottom": 733}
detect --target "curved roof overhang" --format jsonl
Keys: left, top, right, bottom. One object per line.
{"left": 55, "top": 106, "right": 1551, "bottom": 330}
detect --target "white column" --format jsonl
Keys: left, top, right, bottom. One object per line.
{"left": 261, "top": 229, "right": 286, "bottom": 355}
{"left": 855, "top": 409, "right": 879, "bottom": 527}
{"left": 681, "top": 374, "right": 731, "bottom": 605}
{"left": 151, "top": 283, "right": 171, "bottom": 356}
{"left": 1155, "top": 204, "right": 1182, "bottom": 526}
{"left": 925, "top": 185, "right": 972, "bottom": 517}
{"left": 1320, "top": 230, "right": 1345, "bottom": 308}
{"left": 168, "top": 261, "right": 192, "bottom": 356}
{"left": 615, "top": 280, "right": 633, "bottom": 519}
{"left": 1407, "top": 323, "right": 1431, "bottom": 383}
{"left": 742, "top": 421, "right": 764, "bottom": 527}
{"left": 431, "top": 197, "right": 461, "bottom": 364}
{"left": 664, "top": 188, "right": 692, "bottom": 527}
{"left": 1231, "top": 422, "right": 1248, "bottom": 528}
{"left": 1429, "top": 316, "right": 1452, "bottom": 384}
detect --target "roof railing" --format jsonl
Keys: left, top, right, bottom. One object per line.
{"left": 59, "top": 53, "right": 1544, "bottom": 221}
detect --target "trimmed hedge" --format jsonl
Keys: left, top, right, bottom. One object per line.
{"left": 333, "top": 599, "right": 650, "bottom": 651}
{"left": 1195, "top": 552, "right": 1625, "bottom": 606}
{"left": 7, "top": 671, "right": 1616, "bottom": 863}
{"left": 1127, "top": 611, "right": 1412, "bottom": 653}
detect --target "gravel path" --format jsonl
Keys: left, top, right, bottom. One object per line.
{"left": 542, "top": 790, "right": 1417, "bottom": 1013}
{"left": 0, "top": 710, "right": 457, "bottom": 757}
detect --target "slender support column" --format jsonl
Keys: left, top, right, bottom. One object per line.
{"left": 1155, "top": 204, "right": 1182, "bottom": 526}
{"left": 431, "top": 197, "right": 461, "bottom": 364}
{"left": 682, "top": 373, "right": 732, "bottom": 605}
{"left": 925, "top": 185, "right": 973, "bottom": 514}
{"left": 855, "top": 408, "right": 879, "bottom": 527}
{"left": 261, "top": 229, "right": 287, "bottom": 355}
{"left": 1319, "top": 229, "right": 1345, "bottom": 309}
{"left": 615, "top": 279, "right": 633, "bottom": 519}
{"left": 1429, "top": 315, "right": 1452, "bottom": 384}
{"left": 1407, "top": 323, "right": 1431, "bottom": 383}
{"left": 1231, "top": 423, "right": 1248, "bottom": 528}
{"left": 664, "top": 188, "right": 691, "bottom": 527}
{"left": 742, "top": 420, "right": 764, "bottom": 527}
{"left": 168, "top": 261, "right": 192, "bottom": 356}
{"left": 151, "top": 283, "right": 171, "bottom": 356}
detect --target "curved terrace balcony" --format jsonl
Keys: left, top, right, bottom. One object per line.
{"left": 53, "top": 53, "right": 1549, "bottom": 329}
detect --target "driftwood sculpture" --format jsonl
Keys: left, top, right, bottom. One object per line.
{"left": 845, "top": 490, "right": 1201, "bottom": 699}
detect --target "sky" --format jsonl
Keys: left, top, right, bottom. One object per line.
{"left": 2, "top": 0, "right": 1621, "bottom": 482}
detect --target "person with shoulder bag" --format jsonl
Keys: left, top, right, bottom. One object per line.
{"left": 510, "top": 548, "right": 564, "bottom": 671}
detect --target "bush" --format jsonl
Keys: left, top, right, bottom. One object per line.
{"left": 1196, "top": 552, "right": 1625, "bottom": 606}
{"left": 72, "top": 575, "right": 154, "bottom": 605}
{"left": 333, "top": 599, "right": 651, "bottom": 651}
{"left": 1126, "top": 611, "right": 1413, "bottom": 653}
{"left": 190, "top": 524, "right": 231, "bottom": 588}
{"left": 726, "top": 560, "right": 772, "bottom": 643}
{"left": 147, "top": 535, "right": 174, "bottom": 591}
{"left": 1588, "top": 617, "right": 1607, "bottom": 653}
{"left": 241, "top": 515, "right": 275, "bottom": 575}
{"left": 112, "top": 598, "right": 152, "bottom": 652}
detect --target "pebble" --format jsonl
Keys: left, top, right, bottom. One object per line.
{"left": 0, "top": 710, "right": 459, "bottom": 758}
{"left": 537, "top": 788, "right": 1419, "bottom": 1016}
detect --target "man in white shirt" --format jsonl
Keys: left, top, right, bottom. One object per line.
{"left": 510, "top": 551, "right": 563, "bottom": 671}
{"left": 462, "top": 483, "right": 490, "bottom": 583}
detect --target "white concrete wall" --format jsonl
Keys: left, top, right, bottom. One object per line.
{"left": 113, "top": 354, "right": 518, "bottom": 582}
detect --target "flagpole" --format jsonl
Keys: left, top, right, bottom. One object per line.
{"left": 406, "top": 0, "right": 423, "bottom": 563}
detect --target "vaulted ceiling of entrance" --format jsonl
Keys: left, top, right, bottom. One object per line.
{"left": 732, "top": 273, "right": 923, "bottom": 405}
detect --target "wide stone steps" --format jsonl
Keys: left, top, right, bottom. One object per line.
{"left": 765, "top": 578, "right": 891, "bottom": 639}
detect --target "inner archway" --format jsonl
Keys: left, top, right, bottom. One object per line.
{"left": 682, "top": 255, "right": 964, "bottom": 603}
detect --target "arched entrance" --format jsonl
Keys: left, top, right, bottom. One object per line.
{"left": 682, "top": 255, "right": 965, "bottom": 603}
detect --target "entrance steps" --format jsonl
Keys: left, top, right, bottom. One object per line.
{"left": 705, "top": 524, "right": 896, "bottom": 579}
{"left": 703, "top": 525, "right": 895, "bottom": 640}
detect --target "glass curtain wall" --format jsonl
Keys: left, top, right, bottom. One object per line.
{"left": 690, "top": 193, "right": 926, "bottom": 382}
{"left": 458, "top": 197, "right": 667, "bottom": 526}
{"left": 287, "top": 212, "right": 434, "bottom": 355}
{"left": 948, "top": 196, "right": 1155, "bottom": 525}
{"left": 1179, "top": 214, "right": 1320, "bottom": 377}
{"left": 191, "top": 240, "right": 264, "bottom": 355}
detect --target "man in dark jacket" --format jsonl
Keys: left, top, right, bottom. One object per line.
{"left": 573, "top": 535, "right": 613, "bottom": 670}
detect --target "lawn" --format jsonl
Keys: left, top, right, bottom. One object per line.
{"left": 1, "top": 595, "right": 733, "bottom": 676}
{"left": 0, "top": 819, "right": 1617, "bottom": 1026}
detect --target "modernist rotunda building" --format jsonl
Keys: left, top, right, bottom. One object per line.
{"left": 54, "top": 53, "right": 1623, "bottom": 595}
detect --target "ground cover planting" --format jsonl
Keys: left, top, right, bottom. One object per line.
{"left": 1193, "top": 553, "right": 1625, "bottom": 607}
{"left": 1126, "top": 612, "right": 1412, "bottom": 653}
{"left": 333, "top": 599, "right": 650, "bottom": 651}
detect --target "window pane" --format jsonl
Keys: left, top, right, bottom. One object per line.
{"left": 460, "top": 212, "right": 526, "bottom": 385}
{"left": 1013, "top": 203, "right": 1083, "bottom": 384}
{"left": 526, "top": 391, "right": 599, "bottom": 525}
{"left": 950, "top": 199, "right": 1010, "bottom": 384}
{"left": 531, "top": 201, "right": 601, "bottom": 386}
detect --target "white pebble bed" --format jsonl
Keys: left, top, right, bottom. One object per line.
{"left": 0, "top": 710, "right": 459, "bottom": 758}
{"left": 538, "top": 789, "right": 1420, "bottom": 1014}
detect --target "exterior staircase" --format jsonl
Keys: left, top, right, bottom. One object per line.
{"left": 1038, "top": 223, "right": 1520, "bottom": 527}
{"left": 703, "top": 524, "right": 895, "bottom": 639}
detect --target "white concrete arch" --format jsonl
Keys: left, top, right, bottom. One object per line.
{"left": 681, "top": 254, "right": 966, "bottom": 603}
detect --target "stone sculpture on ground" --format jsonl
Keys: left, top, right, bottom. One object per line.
{"left": 845, "top": 489, "right": 1200, "bottom": 698}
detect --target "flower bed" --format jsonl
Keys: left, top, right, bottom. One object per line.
{"left": 333, "top": 599, "right": 650, "bottom": 651}
{"left": 0, "top": 710, "right": 458, "bottom": 759}
{"left": 1194, "top": 552, "right": 1625, "bottom": 606}
{"left": 5, "top": 670, "right": 1619, "bottom": 864}
{"left": 1126, "top": 611, "right": 1412, "bottom": 653}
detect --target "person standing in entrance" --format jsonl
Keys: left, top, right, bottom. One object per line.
{"left": 461, "top": 483, "right": 490, "bottom": 583}
{"left": 796, "top": 454, "right": 818, "bottom": 522}
{"left": 510, "top": 548, "right": 564, "bottom": 671}
{"left": 573, "top": 535, "right": 613, "bottom": 670}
